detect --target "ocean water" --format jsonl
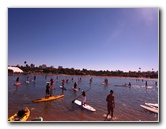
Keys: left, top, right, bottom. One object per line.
{"left": 8, "top": 75, "right": 159, "bottom": 122}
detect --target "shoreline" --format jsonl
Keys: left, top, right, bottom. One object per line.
{"left": 8, "top": 73, "right": 158, "bottom": 81}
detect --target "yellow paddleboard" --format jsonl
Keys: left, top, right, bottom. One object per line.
{"left": 32, "top": 94, "right": 64, "bottom": 103}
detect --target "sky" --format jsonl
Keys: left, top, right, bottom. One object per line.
{"left": 8, "top": 8, "right": 159, "bottom": 72}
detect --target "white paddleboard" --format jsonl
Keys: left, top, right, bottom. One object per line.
{"left": 60, "top": 86, "right": 67, "bottom": 90}
{"left": 103, "top": 114, "right": 112, "bottom": 119}
{"left": 32, "top": 80, "right": 36, "bottom": 82}
{"left": 145, "top": 103, "right": 158, "bottom": 108}
{"left": 25, "top": 81, "right": 30, "bottom": 83}
{"left": 72, "top": 87, "right": 78, "bottom": 91}
{"left": 140, "top": 104, "right": 158, "bottom": 113}
{"left": 74, "top": 100, "right": 96, "bottom": 112}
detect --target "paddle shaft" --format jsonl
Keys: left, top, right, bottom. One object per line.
{"left": 72, "top": 84, "right": 91, "bottom": 103}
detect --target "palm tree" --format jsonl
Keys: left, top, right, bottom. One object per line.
{"left": 24, "top": 61, "right": 27, "bottom": 66}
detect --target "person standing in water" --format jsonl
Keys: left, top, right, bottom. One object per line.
{"left": 81, "top": 90, "right": 86, "bottom": 106}
{"left": 16, "top": 77, "right": 19, "bottom": 83}
{"left": 145, "top": 81, "right": 148, "bottom": 89}
{"left": 106, "top": 90, "right": 115, "bottom": 119}
{"left": 45, "top": 82, "right": 50, "bottom": 98}
{"left": 74, "top": 82, "right": 77, "bottom": 89}
{"left": 61, "top": 79, "right": 65, "bottom": 89}
{"left": 34, "top": 75, "right": 36, "bottom": 81}
{"left": 50, "top": 77, "right": 54, "bottom": 86}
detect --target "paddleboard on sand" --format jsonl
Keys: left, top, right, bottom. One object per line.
{"left": 31, "top": 117, "right": 43, "bottom": 121}
{"left": 32, "top": 94, "right": 64, "bottom": 103}
{"left": 145, "top": 103, "right": 158, "bottom": 108}
{"left": 8, "top": 107, "right": 30, "bottom": 121}
{"left": 140, "top": 104, "right": 158, "bottom": 113}
{"left": 60, "top": 86, "right": 67, "bottom": 90}
{"left": 74, "top": 100, "right": 96, "bottom": 112}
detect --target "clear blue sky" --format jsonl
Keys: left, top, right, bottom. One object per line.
{"left": 8, "top": 8, "right": 158, "bottom": 72}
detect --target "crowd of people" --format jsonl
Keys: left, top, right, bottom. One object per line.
{"left": 14, "top": 75, "right": 158, "bottom": 120}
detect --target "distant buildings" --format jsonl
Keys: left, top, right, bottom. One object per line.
{"left": 8, "top": 66, "right": 23, "bottom": 73}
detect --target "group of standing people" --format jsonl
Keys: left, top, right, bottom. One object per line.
{"left": 16, "top": 75, "right": 36, "bottom": 83}
{"left": 16, "top": 75, "right": 116, "bottom": 119}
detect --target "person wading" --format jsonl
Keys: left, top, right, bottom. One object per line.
{"left": 106, "top": 90, "right": 115, "bottom": 119}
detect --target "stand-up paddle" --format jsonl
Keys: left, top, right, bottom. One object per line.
{"left": 71, "top": 85, "right": 91, "bottom": 103}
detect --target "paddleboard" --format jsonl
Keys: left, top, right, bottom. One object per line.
{"left": 8, "top": 107, "right": 30, "bottom": 121}
{"left": 32, "top": 94, "right": 64, "bottom": 103}
{"left": 32, "top": 80, "right": 36, "bottom": 82}
{"left": 14, "top": 82, "right": 22, "bottom": 86}
{"left": 102, "top": 83, "right": 109, "bottom": 86}
{"left": 60, "top": 86, "right": 67, "bottom": 90}
{"left": 74, "top": 99, "right": 96, "bottom": 112}
{"left": 25, "top": 81, "right": 30, "bottom": 84}
{"left": 72, "top": 87, "right": 78, "bottom": 91}
{"left": 140, "top": 104, "right": 158, "bottom": 113}
{"left": 114, "top": 84, "right": 128, "bottom": 87}
{"left": 31, "top": 117, "right": 43, "bottom": 121}
{"left": 145, "top": 103, "right": 158, "bottom": 108}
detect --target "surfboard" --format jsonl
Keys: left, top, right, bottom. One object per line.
{"left": 145, "top": 103, "right": 158, "bottom": 108}
{"left": 74, "top": 100, "right": 96, "bottom": 112}
{"left": 32, "top": 94, "right": 64, "bottom": 103}
{"left": 140, "top": 104, "right": 158, "bottom": 113}
{"left": 60, "top": 86, "right": 67, "bottom": 90}
{"left": 8, "top": 107, "right": 30, "bottom": 121}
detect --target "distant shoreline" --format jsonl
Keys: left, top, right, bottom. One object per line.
{"left": 8, "top": 73, "right": 158, "bottom": 81}
{"left": 56, "top": 74, "right": 158, "bottom": 81}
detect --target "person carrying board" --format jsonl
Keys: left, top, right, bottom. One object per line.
{"left": 106, "top": 90, "right": 115, "bottom": 119}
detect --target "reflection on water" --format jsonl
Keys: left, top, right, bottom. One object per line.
{"left": 8, "top": 75, "right": 158, "bottom": 122}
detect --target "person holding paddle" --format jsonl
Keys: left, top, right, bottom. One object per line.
{"left": 45, "top": 82, "right": 50, "bottom": 98}
{"left": 106, "top": 90, "right": 115, "bottom": 119}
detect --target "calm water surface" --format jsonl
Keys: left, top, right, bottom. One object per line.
{"left": 8, "top": 75, "right": 159, "bottom": 122}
